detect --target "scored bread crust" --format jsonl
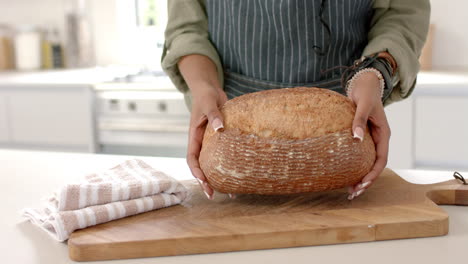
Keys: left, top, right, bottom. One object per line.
{"left": 199, "top": 87, "right": 376, "bottom": 195}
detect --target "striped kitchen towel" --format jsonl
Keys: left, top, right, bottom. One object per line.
{"left": 20, "top": 159, "right": 189, "bottom": 242}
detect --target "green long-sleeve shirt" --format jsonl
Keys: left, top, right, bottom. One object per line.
{"left": 162, "top": 0, "right": 430, "bottom": 107}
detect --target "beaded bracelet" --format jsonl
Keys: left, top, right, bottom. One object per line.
{"left": 345, "top": 67, "right": 385, "bottom": 98}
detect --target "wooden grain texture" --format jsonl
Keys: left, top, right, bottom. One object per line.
{"left": 68, "top": 169, "right": 468, "bottom": 262}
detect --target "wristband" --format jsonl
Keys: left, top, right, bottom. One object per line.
{"left": 345, "top": 67, "right": 385, "bottom": 98}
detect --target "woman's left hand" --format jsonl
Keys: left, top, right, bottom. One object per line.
{"left": 347, "top": 71, "right": 391, "bottom": 200}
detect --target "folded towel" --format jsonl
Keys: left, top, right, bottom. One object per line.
{"left": 20, "top": 159, "right": 189, "bottom": 242}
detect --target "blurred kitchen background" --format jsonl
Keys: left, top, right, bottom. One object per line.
{"left": 0, "top": 0, "right": 467, "bottom": 171}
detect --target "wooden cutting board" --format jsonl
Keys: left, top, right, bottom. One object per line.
{"left": 68, "top": 169, "right": 468, "bottom": 262}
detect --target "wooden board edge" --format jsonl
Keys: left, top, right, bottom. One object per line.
{"left": 375, "top": 214, "right": 449, "bottom": 241}
{"left": 68, "top": 225, "right": 376, "bottom": 261}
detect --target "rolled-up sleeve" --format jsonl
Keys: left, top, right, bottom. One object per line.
{"left": 363, "top": 0, "right": 431, "bottom": 106}
{"left": 161, "top": 0, "right": 224, "bottom": 96}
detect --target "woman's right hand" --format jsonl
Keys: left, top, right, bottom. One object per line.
{"left": 187, "top": 84, "right": 228, "bottom": 200}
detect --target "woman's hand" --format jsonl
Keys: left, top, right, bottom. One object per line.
{"left": 178, "top": 54, "right": 230, "bottom": 200}
{"left": 346, "top": 71, "right": 391, "bottom": 200}
{"left": 187, "top": 84, "right": 228, "bottom": 200}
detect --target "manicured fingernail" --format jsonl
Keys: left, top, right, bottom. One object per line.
{"left": 203, "top": 190, "right": 213, "bottom": 200}
{"left": 355, "top": 189, "right": 364, "bottom": 197}
{"left": 195, "top": 177, "right": 204, "bottom": 186}
{"left": 347, "top": 193, "right": 355, "bottom": 200}
{"left": 212, "top": 118, "right": 224, "bottom": 132}
{"left": 359, "top": 181, "right": 371, "bottom": 189}
{"left": 353, "top": 127, "right": 364, "bottom": 142}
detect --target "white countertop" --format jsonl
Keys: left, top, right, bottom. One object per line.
{"left": 0, "top": 67, "right": 178, "bottom": 92}
{"left": 2, "top": 149, "right": 468, "bottom": 264}
{"left": 1, "top": 68, "right": 467, "bottom": 92}
{"left": 417, "top": 70, "right": 468, "bottom": 85}
{"left": 415, "top": 70, "right": 468, "bottom": 96}
{"left": 0, "top": 68, "right": 119, "bottom": 85}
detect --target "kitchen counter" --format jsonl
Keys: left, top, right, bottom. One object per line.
{"left": 0, "top": 67, "right": 182, "bottom": 156}
{"left": 415, "top": 70, "right": 468, "bottom": 95}
{"left": 0, "top": 67, "right": 136, "bottom": 86}
{"left": 1, "top": 68, "right": 467, "bottom": 92}
{"left": 2, "top": 149, "right": 468, "bottom": 264}
{"left": 0, "top": 67, "right": 176, "bottom": 91}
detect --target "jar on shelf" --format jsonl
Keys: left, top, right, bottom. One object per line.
{"left": 42, "top": 27, "right": 64, "bottom": 69}
{"left": 0, "top": 24, "right": 14, "bottom": 71}
{"left": 14, "top": 25, "right": 42, "bottom": 71}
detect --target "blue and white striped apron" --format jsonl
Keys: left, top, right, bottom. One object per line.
{"left": 206, "top": 0, "right": 373, "bottom": 99}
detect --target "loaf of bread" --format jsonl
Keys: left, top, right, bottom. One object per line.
{"left": 199, "top": 87, "right": 376, "bottom": 195}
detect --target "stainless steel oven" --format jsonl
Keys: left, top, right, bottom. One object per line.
{"left": 94, "top": 81, "right": 190, "bottom": 158}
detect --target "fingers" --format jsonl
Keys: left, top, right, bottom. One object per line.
{"left": 347, "top": 149, "right": 388, "bottom": 201}
{"left": 187, "top": 150, "right": 215, "bottom": 200}
{"left": 186, "top": 90, "right": 228, "bottom": 200}
{"left": 219, "top": 89, "right": 229, "bottom": 104}
{"left": 192, "top": 166, "right": 215, "bottom": 200}
{"left": 187, "top": 117, "right": 215, "bottom": 199}
{"left": 352, "top": 96, "right": 373, "bottom": 142}
{"left": 347, "top": 183, "right": 369, "bottom": 200}
{"left": 186, "top": 123, "right": 206, "bottom": 183}
{"left": 202, "top": 100, "right": 224, "bottom": 132}
{"left": 348, "top": 104, "right": 390, "bottom": 200}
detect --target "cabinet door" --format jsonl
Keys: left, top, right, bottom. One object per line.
{"left": 7, "top": 86, "right": 95, "bottom": 151}
{"left": 385, "top": 98, "right": 414, "bottom": 169}
{"left": 415, "top": 96, "right": 468, "bottom": 169}
{"left": 0, "top": 91, "right": 9, "bottom": 142}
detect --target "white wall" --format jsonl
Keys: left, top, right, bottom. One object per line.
{"left": 429, "top": 0, "right": 468, "bottom": 69}
{"left": 0, "top": 0, "right": 466, "bottom": 68}
{"left": 0, "top": 0, "right": 66, "bottom": 42}
{"left": 90, "top": 0, "right": 467, "bottom": 69}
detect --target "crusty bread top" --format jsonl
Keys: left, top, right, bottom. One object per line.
{"left": 221, "top": 87, "right": 356, "bottom": 140}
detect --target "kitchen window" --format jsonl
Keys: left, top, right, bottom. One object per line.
{"left": 100, "top": 0, "right": 167, "bottom": 69}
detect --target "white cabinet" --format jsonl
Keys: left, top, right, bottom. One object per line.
{"left": 414, "top": 96, "right": 468, "bottom": 169}
{"left": 0, "top": 85, "right": 96, "bottom": 152}
{"left": 385, "top": 98, "right": 414, "bottom": 170}
{"left": 0, "top": 91, "right": 9, "bottom": 142}
{"left": 385, "top": 71, "right": 468, "bottom": 170}
{"left": 387, "top": 96, "right": 468, "bottom": 170}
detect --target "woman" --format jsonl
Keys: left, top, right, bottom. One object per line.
{"left": 162, "top": 0, "right": 430, "bottom": 200}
